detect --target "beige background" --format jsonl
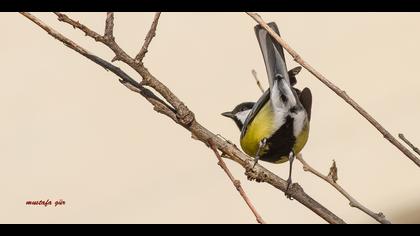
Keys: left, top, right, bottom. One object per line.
{"left": 1, "top": 12, "right": 420, "bottom": 224}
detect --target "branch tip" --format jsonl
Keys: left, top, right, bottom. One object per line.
{"left": 104, "top": 12, "right": 115, "bottom": 40}
{"left": 135, "top": 12, "right": 162, "bottom": 63}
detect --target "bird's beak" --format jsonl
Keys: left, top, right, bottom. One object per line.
{"left": 221, "top": 111, "right": 235, "bottom": 119}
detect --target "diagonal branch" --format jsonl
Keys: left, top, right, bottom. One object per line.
{"left": 246, "top": 12, "right": 420, "bottom": 168}
{"left": 399, "top": 133, "right": 420, "bottom": 156}
{"left": 296, "top": 154, "right": 391, "bottom": 224}
{"left": 21, "top": 12, "right": 346, "bottom": 224}
{"left": 135, "top": 12, "right": 161, "bottom": 63}
{"left": 209, "top": 141, "right": 266, "bottom": 224}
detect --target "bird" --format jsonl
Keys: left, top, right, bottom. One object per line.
{"left": 221, "top": 22, "right": 312, "bottom": 194}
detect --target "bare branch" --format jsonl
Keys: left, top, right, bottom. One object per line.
{"left": 21, "top": 12, "right": 346, "bottom": 224}
{"left": 251, "top": 69, "right": 265, "bottom": 93}
{"left": 246, "top": 12, "right": 420, "bottom": 168}
{"left": 296, "top": 154, "right": 391, "bottom": 224}
{"left": 104, "top": 12, "right": 115, "bottom": 40}
{"left": 54, "top": 12, "right": 105, "bottom": 43}
{"left": 399, "top": 133, "right": 420, "bottom": 156}
{"left": 209, "top": 141, "right": 266, "bottom": 224}
{"left": 135, "top": 12, "right": 161, "bottom": 63}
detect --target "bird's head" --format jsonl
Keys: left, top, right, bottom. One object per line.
{"left": 221, "top": 102, "right": 255, "bottom": 130}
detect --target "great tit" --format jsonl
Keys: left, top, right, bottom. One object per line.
{"left": 222, "top": 22, "right": 312, "bottom": 192}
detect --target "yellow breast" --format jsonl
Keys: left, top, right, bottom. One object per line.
{"left": 240, "top": 101, "right": 275, "bottom": 157}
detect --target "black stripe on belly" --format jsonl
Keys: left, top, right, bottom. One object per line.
{"left": 261, "top": 115, "right": 295, "bottom": 163}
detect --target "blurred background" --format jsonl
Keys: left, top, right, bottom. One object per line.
{"left": 1, "top": 12, "right": 419, "bottom": 223}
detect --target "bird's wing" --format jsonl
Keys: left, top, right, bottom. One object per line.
{"left": 288, "top": 66, "right": 302, "bottom": 86}
{"left": 254, "top": 22, "right": 289, "bottom": 90}
{"left": 299, "top": 87, "right": 312, "bottom": 121}
{"left": 240, "top": 89, "right": 270, "bottom": 138}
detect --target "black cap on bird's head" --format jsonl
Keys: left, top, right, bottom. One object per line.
{"left": 222, "top": 102, "right": 255, "bottom": 130}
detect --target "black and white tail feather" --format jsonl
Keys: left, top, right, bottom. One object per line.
{"left": 254, "top": 22, "right": 312, "bottom": 122}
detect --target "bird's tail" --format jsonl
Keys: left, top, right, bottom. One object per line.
{"left": 254, "top": 22, "right": 290, "bottom": 90}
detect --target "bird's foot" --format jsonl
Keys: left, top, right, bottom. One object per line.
{"left": 252, "top": 158, "right": 259, "bottom": 169}
{"left": 284, "top": 178, "right": 294, "bottom": 200}
{"left": 253, "top": 138, "right": 267, "bottom": 168}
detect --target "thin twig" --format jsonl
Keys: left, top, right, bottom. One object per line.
{"left": 399, "top": 133, "right": 420, "bottom": 156}
{"left": 246, "top": 12, "right": 420, "bottom": 168}
{"left": 21, "top": 12, "right": 346, "bottom": 224}
{"left": 251, "top": 69, "right": 265, "bottom": 93}
{"left": 104, "top": 12, "right": 115, "bottom": 41}
{"left": 209, "top": 141, "right": 266, "bottom": 224}
{"left": 54, "top": 12, "right": 105, "bottom": 43}
{"left": 134, "top": 12, "right": 161, "bottom": 63}
{"left": 296, "top": 154, "right": 391, "bottom": 224}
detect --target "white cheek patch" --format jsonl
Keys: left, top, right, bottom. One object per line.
{"left": 235, "top": 110, "right": 252, "bottom": 124}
